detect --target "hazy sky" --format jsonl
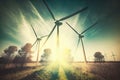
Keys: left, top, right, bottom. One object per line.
{"left": 0, "top": 0, "right": 120, "bottom": 61}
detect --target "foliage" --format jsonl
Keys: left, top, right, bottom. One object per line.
{"left": 18, "top": 43, "right": 33, "bottom": 63}
{"left": 94, "top": 52, "right": 105, "bottom": 62}
{"left": 40, "top": 48, "right": 52, "bottom": 62}
{"left": 0, "top": 43, "right": 33, "bottom": 65}
{"left": 0, "top": 46, "right": 18, "bottom": 63}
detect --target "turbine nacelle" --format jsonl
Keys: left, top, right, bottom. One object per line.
{"left": 37, "top": 38, "right": 42, "bottom": 41}
{"left": 79, "top": 34, "right": 84, "bottom": 38}
{"left": 55, "top": 21, "right": 63, "bottom": 26}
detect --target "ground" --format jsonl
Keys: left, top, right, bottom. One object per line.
{"left": 0, "top": 62, "right": 120, "bottom": 80}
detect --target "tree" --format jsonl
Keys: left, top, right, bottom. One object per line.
{"left": 17, "top": 43, "right": 33, "bottom": 64}
{"left": 4, "top": 46, "right": 17, "bottom": 56}
{"left": 94, "top": 52, "right": 105, "bottom": 62}
{"left": 40, "top": 48, "right": 52, "bottom": 62}
{"left": 2, "top": 46, "right": 18, "bottom": 63}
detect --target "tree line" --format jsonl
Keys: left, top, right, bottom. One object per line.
{"left": 0, "top": 43, "right": 105, "bottom": 65}
{"left": 0, "top": 43, "right": 33, "bottom": 65}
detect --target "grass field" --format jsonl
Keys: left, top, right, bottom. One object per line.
{"left": 0, "top": 62, "right": 120, "bottom": 80}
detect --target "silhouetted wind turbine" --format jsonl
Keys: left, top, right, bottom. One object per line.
{"left": 111, "top": 52, "right": 116, "bottom": 61}
{"left": 31, "top": 25, "right": 48, "bottom": 65}
{"left": 66, "top": 22, "right": 98, "bottom": 63}
{"left": 41, "top": 0, "right": 88, "bottom": 53}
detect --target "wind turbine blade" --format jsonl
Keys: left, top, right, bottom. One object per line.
{"left": 31, "top": 25, "right": 37, "bottom": 38}
{"left": 42, "top": 0, "right": 56, "bottom": 21}
{"left": 58, "top": 7, "right": 88, "bottom": 21}
{"left": 40, "top": 35, "right": 48, "bottom": 39}
{"left": 66, "top": 22, "right": 79, "bottom": 35}
{"left": 32, "top": 39, "right": 37, "bottom": 47}
{"left": 81, "top": 21, "right": 98, "bottom": 34}
{"left": 41, "top": 25, "right": 56, "bottom": 47}
{"left": 76, "top": 38, "right": 81, "bottom": 51}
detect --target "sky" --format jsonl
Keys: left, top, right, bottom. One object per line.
{"left": 0, "top": 0, "right": 120, "bottom": 61}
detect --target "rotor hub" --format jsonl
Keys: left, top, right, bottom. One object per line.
{"left": 55, "top": 21, "right": 62, "bottom": 26}
{"left": 37, "top": 38, "right": 42, "bottom": 40}
{"left": 79, "top": 35, "right": 84, "bottom": 38}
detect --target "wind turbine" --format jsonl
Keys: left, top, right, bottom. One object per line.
{"left": 66, "top": 22, "right": 98, "bottom": 63}
{"left": 111, "top": 52, "right": 116, "bottom": 61}
{"left": 41, "top": 0, "right": 88, "bottom": 53}
{"left": 31, "top": 25, "right": 47, "bottom": 65}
